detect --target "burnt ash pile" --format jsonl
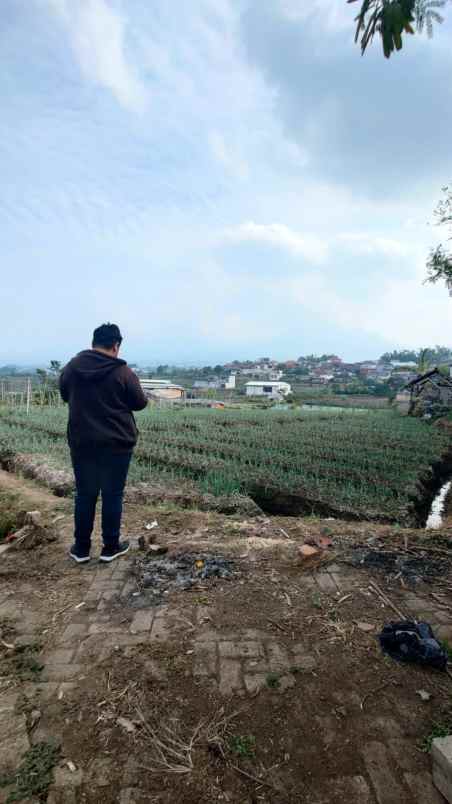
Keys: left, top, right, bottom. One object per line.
{"left": 346, "top": 547, "right": 451, "bottom": 586}
{"left": 132, "top": 552, "right": 236, "bottom": 605}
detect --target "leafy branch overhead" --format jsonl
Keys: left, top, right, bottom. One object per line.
{"left": 348, "top": 0, "right": 448, "bottom": 57}
{"left": 425, "top": 185, "right": 452, "bottom": 287}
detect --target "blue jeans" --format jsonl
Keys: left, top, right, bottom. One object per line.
{"left": 71, "top": 450, "right": 132, "bottom": 553}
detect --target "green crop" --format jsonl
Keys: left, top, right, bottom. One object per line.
{"left": 0, "top": 404, "right": 448, "bottom": 523}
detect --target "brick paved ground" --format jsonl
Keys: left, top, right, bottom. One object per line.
{"left": 1, "top": 548, "right": 451, "bottom": 803}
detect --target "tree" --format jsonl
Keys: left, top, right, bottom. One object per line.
{"left": 425, "top": 185, "right": 452, "bottom": 290}
{"left": 348, "top": 0, "right": 447, "bottom": 58}
{"left": 48, "top": 360, "right": 61, "bottom": 376}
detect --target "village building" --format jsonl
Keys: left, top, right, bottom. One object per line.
{"left": 140, "top": 379, "right": 185, "bottom": 403}
{"left": 245, "top": 381, "right": 291, "bottom": 399}
{"left": 405, "top": 368, "right": 452, "bottom": 416}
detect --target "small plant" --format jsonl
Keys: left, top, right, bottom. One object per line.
{"left": 1, "top": 741, "right": 60, "bottom": 801}
{"left": 312, "top": 592, "right": 322, "bottom": 610}
{"left": 1, "top": 642, "right": 43, "bottom": 681}
{"left": 229, "top": 734, "right": 256, "bottom": 759}
{"left": 441, "top": 640, "right": 452, "bottom": 662}
{"left": 266, "top": 672, "right": 281, "bottom": 689}
{"left": 421, "top": 720, "right": 452, "bottom": 753}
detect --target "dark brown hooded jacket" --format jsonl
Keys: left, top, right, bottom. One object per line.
{"left": 59, "top": 350, "right": 147, "bottom": 453}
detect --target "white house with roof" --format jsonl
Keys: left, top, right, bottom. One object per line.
{"left": 245, "top": 381, "right": 291, "bottom": 399}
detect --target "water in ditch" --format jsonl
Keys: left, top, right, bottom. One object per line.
{"left": 426, "top": 480, "right": 452, "bottom": 530}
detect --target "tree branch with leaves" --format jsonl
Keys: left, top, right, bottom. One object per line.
{"left": 348, "top": 0, "right": 448, "bottom": 58}
{"left": 425, "top": 185, "right": 452, "bottom": 290}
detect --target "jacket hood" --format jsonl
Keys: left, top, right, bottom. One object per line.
{"left": 69, "top": 350, "right": 126, "bottom": 382}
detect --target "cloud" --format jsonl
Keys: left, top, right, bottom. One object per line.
{"left": 223, "top": 221, "right": 328, "bottom": 263}
{"left": 338, "top": 233, "right": 409, "bottom": 258}
{"left": 240, "top": 1, "right": 452, "bottom": 197}
{"left": 208, "top": 131, "right": 249, "bottom": 180}
{"left": 287, "top": 258, "right": 452, "bottom": 347}
{"left": 47, "top": 0, "right": 147, "bottom": 111}
{"left": 278, "top": 0, "right": 351, "bottom": 30}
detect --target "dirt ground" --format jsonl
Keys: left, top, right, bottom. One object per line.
{"left": 1, "top": 468, "right": 452, "bottom": 804}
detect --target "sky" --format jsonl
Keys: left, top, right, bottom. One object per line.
{"left": 1, "top": 0, "right": 452, "bottom": 366}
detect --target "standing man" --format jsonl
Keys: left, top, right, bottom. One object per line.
{"left": 59, "top": 323, "right": 148, "bottom": 563}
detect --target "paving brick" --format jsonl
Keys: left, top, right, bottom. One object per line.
{"left": 432, "top": 735, "right": 452, "bottom": 803}
{"left": 277, "top": 674, "right": 295, "bottom": 692}
{"left": 112, "top": 564, "right": 129, "bottom": 578}
{"left": 315, "top": 716, "right": 337, "bottom": 749}
{"left": 149, "top": 616, "right": 170, "bottom": 642}
{"left": 130, "top": 610, "right": 154, "bottom": 634}
{"left": 244, "top": 673, "right": 268, "bottom": 694}
{"left": 195, "top": 606, "right": 212, "bottom": 625}
{"left": 122, "top": 756, "right": 141, "bottom": 786}
{"left": 435, "top": 626, "right": 452, "bottom": 643}
{"left": 144, "top": 658, "right": 167, "bottom": 681}
{"left": 218, "top": 641, "right": 263, "bottom": 659}
{"left": 22, "top": 682, "right": 59, "bottom": 703}
{"left": 57, "top": 682, "right": 78, "bottom": 699}
{"left": 244, "top": 658, "right": 269, "bottom": 673}
{"left": 193, "top": 642, "right": 217, "bottom": 677}
{"left": 315, "top": 573, "right": 338, "bottom": 594}
{"left": 121, "top": 579, "right": 137, "bottom": 598}
{"left": 0, "top": 690, "right": 20, "bottom": 714}
{"left": 31, "top": 722, "right": 63, "bottom": 745}
{"left": 291, "top": 645, "right": 317, "bottom": 671}
{"left": 373, "top": 718, "right": 403, "bottom": 739}
{"left": 41, "top": 664, "right": 84, "bottom": 682}
{"left": 195, "top": 629, "right": 221, "bottom": 642}
{"left": 265, "top": 642, "right": 289, "bottom": 670}
{"left": 404, "top": 771, "right": 445, "bottom": 803}
{"left": 314, "top": 775, "right": 374, "bottom": 803}
{"left": 88, "top": 622, "right": 125, "bottom": 635}
{"left": 101, "top": 588, "right": 121, "bottom": 601}
{"left": 119, "top": 789, "right": 150, "bottom": 804}
{"left": 74, "top": 634, "right": 108, "bottom": 663}
{"left": 60, "top": 623, "right": 89, "bottom": 642}
{"left": 53, "top": 764, "right": 84, "bottom": 788}
{"left": 83, "top": 591, "right": 102, "bottom": 604}
{"left": 86, "top": 756, "right": 116, "bottom": 786}
{"left": 362, "top": 741, "right": 407, "bottom": 804}
{"left": 0, "top": 712, "right": 29, "bottom": 772}
{"left": 219, "top": 659, "right": 243, "bottom": 696}
{"left": 387, "top": 739, "right": 422, "bottom": 773}
{"left": 42, "top": 648, "right": 75, "bottom": 665}
{"left": 47, "top": 788, "right": 77, "bottom": 804}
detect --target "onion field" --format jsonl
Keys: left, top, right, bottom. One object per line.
{"left": 0, "top": 406, "right": 449, "bottom": 523}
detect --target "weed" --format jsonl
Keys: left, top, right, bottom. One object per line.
{"left": 441, "top": 640, "right": 452, "bottom": 661}
{"left": 1, "top": 642, "right": 43, "bottom": 681}
{"left": 229, "top": 734, "right": 256, "bottom": 759}
{"left": 421, "top": 720, "right": 452, "bottom": 753}
{"left": 266, "top": 672, "right": 281, "bottom": 689}
{"left": 0, "top": 741, "right": 60, "bottom": 801}
{"left": 194, "top": 596, "right": 210, "bottom": 605}
{"left": 312, "top": 592, "right": 322, "bottom": 609}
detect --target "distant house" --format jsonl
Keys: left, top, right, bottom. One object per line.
{"left": 140, "top": 379, "right": 185, "bottom": 402}
{"left": 405, "top": 368, "right": 452, "bottom": 416}
{"left": 246, "top": 381, "right": 291, "bottom": 399}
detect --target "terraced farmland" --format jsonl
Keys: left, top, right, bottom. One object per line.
{"left": 0, "top": 406, "right": 449, "bottom": 524}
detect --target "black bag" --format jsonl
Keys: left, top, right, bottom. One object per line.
{"left": 379, "top": 621, "right": 448, "bottom": 670}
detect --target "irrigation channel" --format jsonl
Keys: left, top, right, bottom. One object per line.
{"left": 426, "top": 480, "right": 452, "bottom": 529}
